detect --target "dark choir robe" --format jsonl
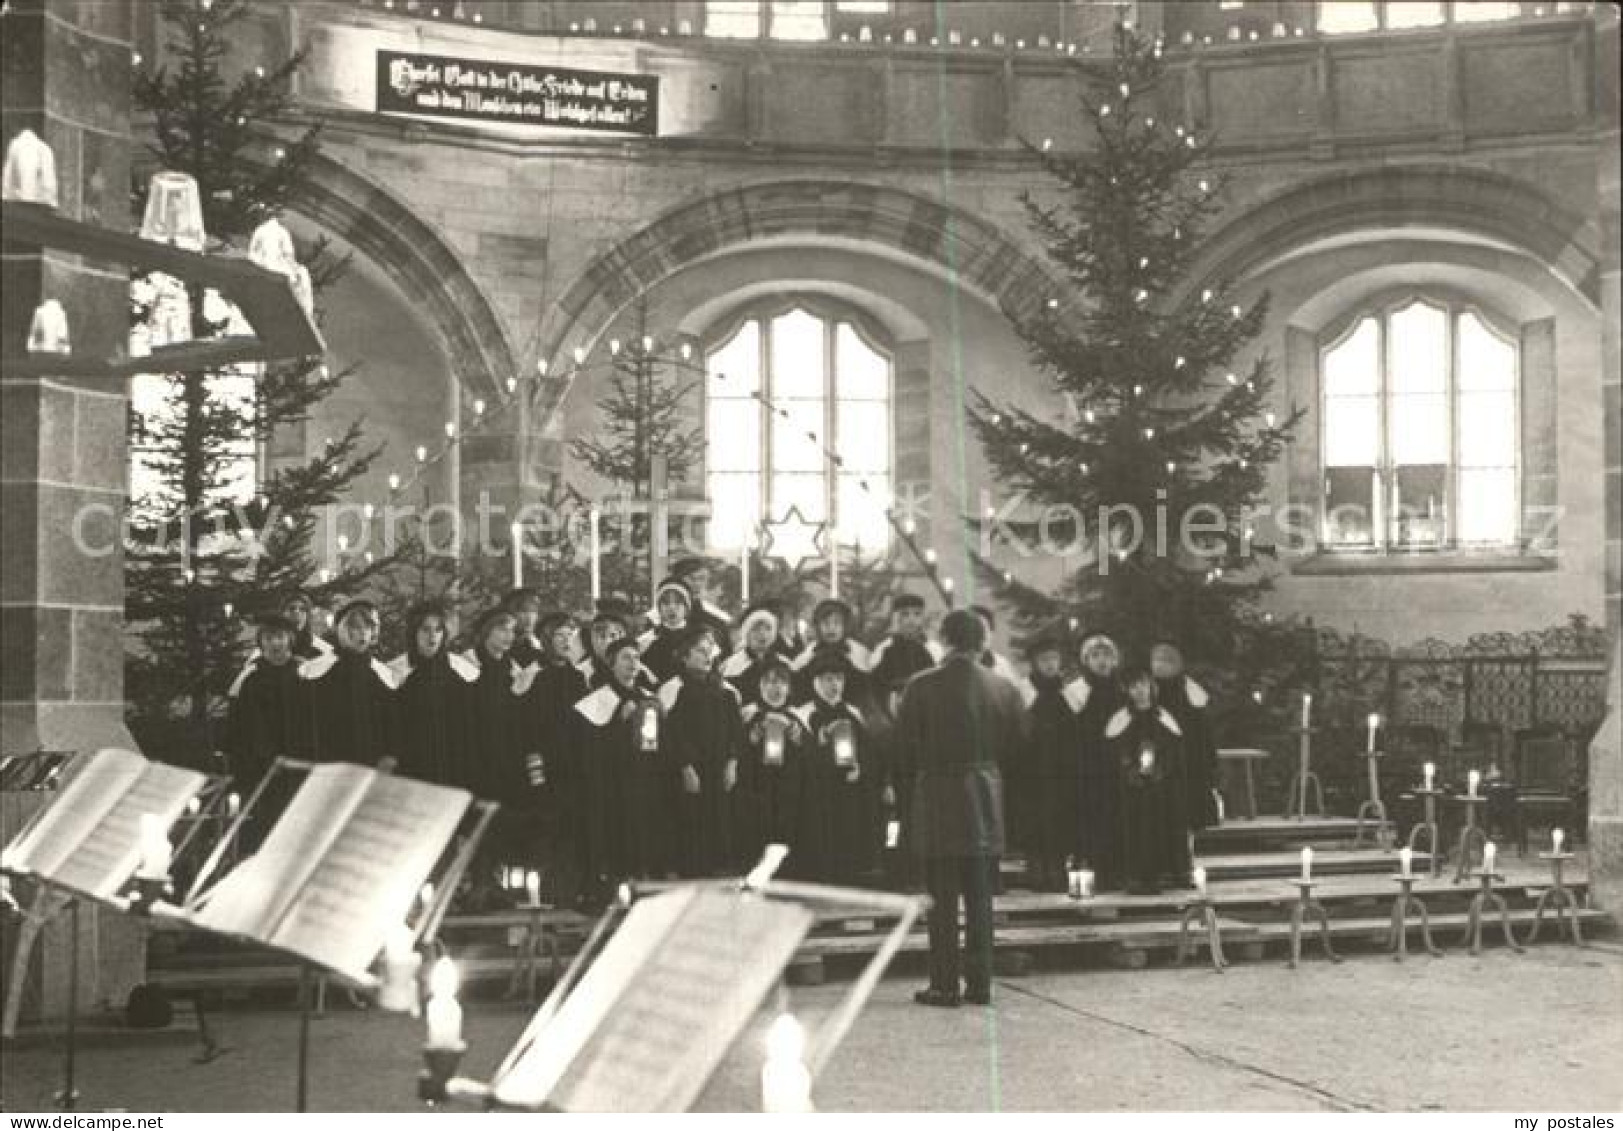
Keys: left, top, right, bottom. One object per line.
{"left": 691, "top": 598, "right": 735, "bottom": 655}
{"left": 572, "top": 673, "right": 667, "bottom": 883}
{"left": 463, "top": 648, "right": 543, "bottom": 863}
{"left": 786, "top": 698, "right": 870, "bottom": 885}
{"left": 717, "top": 646, "right": 777, "bottom": 707}
{"left": 1107, "top": 705, "right": 1193, "bottom": 893}
{"left": 868, "top": 634, "right": 941, "bottom": 694}
{"left": 1013, "top": 673, "right": 1081, "bottom": 890}
{"left": 661, "top": 672, "right": 744, "bottom": 877}
{"left": 789, "top": 639, "right": 873, "bottom": 710}
{"left": 528, "top": 657, "right": 591, "bottom": 901}
{"left": 735, "top": 701, "right": 808, "bottom": 869}
{"left": 1156, "top": 675, "right": 1219, "bottom": 829}
{"left": 638, "top": 624, "right": 690, "bottom": 684}
{"left": 1067, "top": 672, "right": 1125, "bottom": 889}
{"left": 223, "top": 657, "right": 304, "bottom": 848}
{"left": 298, "top": 650, "right": 398, "bottom": 766}
{"left": 385, "top": 649, "right": 477, "bottom": 789}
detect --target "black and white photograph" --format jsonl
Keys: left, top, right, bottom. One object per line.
{"left": 1, "top": 0, "right": 1619, "bottom": 1118}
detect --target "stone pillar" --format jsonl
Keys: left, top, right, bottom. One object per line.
{"left": 1589, "top": 7, "right": 1621, "bottom": 915}
{"left": 0, "top": 0, "right": 144, "bottom": 1020}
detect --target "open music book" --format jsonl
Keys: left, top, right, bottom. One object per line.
{"left": 0, "top": 747, "right": 208, "bottom": 902}
{"left": 491, "top": 885, "right": 816, "bottom": 1112}
{"left": 186, "top": 762, "right": 472, "bottom": 985}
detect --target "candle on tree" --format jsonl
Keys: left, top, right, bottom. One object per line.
{"left": 1300, "top": 693, "right": 1312, "bottom": 729}
{"left": 1300, "top": 846, "right": 1313, "bottom": 882}
{"left": 1423, "top": 762, "right": 1435, "bottom": 791}
{"left": 1366, "top": 713, "right": 1380, "bottom": 754}
{"left": 226, "top": 792, "right": 241, "bottom": 818}
{"left": 1467, "top": 770, "right": 1481, "bottom": 798}
{"left": 761, "top": 1013, "right": 813, "bottom": 1114}
{"left": 137, "top": 814, "right": 172, "bottom": 881}
{"left": 525, "top": 870, "right": 541, "bottom": 905}
{"left": 424, "top": 957, "right": 463, "bottom": 1050}
{"left": 1552, "top": 828, "right": 1565, "bottom": 855}
{"left": 1399, "top": 847, "right": 1413, "bottom": 877}
{"left": 1192, "top": 866, "right": 1207, "bottom": 896}
{"left": 589, "top": 507, "right": 602, "bottom": 601}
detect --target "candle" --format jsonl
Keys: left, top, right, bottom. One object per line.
{"left": 424, "top": 957, "right": 463, "bottom": 1050}
{"left": 1399, "top": 847, "right": 1413, "bottom": 877}
{"left": 510, "top": 521, "right": 523, "bottom": 589}
{"left": 1300, "top": 693, "right": 1312, "bottom": 729}
{"left": 639, "top": 703, "right": 660, "bottom": 752}
{"left": 137, "top": 814, "right": 172, "bottom": 881}
{"left": 1423, "top": 762, "right": 1435, "bottom": 791}
{"left": 1192, "top": 866, "right": 1207, "bottom": 895}
{"left": 1483, "top": 841, "right": 1497, "bottom": 876}
{"left": 1300, "top": 846, "right": 1313, "bottom": 882}
{"left": 1366, "top": 713, "right": 1379, "bottom": 754}
{"left": 739, "top": 534, "right": 751, "bottom": 606}
{"left": 761, "top": 1013, "right": 812, "bottom": 1114}
{"left": 1138, "top": 747, "right": 1154, "bottom": 775}
{"left": 885, "top": 819, "right": 900, "bottom": 849}
{"left": 226, "top": 791, "right": 241, "bottom": 818}
{"left": 186, "top": 797, "right": 201, "bottom": 816}
{"left": 832, "top": 721, "right": 856, "bottom": 768}
{"left": 763, "top": 716, "right": 786, "bottom": 766}
{"left": 378, "top": 924, "right": 421, "bottom": 1013}
{"left": 1467, "top": 770, "right": 1481, "bottom": 798}
{"left": 524, "top": 869, "right": 541, "bottom": 905}
{"left": 1552, "top": 828, "right": 1565, "bottom": 855}
{"left": 589, "top": 507, "right": 601, "bottom": 601}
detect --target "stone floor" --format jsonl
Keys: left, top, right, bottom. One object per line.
{"left": 3, "top": 943, "right": 1621, "bottom": 1113}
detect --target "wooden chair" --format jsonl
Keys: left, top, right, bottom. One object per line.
{"left": 1509, "top": 727, "right": 1578, "bottom": 856}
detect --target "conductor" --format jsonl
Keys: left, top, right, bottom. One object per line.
{"left": 893, "top": 608, "right": 1025, "bottom": 1007}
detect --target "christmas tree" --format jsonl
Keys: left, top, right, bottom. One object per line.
{"left": 968, "top": 22, "right": 1299, "bottom": 662}
{"left": 126, "top": 0, "right": 398, "bottom": 759}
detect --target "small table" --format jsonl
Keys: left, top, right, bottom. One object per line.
{"left": 1451, "top": 794, "right": 1489, "bottom": 883}
{"left": 1216, "top": 748, "right": 1269, "bottom": 821}
{"left": 1524, "top": 851, "right": 1584, "bottom": 946}
{"left": 1284, "top": 726, "right": 1325, "bottom": 821}
{"left": 1406, "top": 786, "right": 1444, "bottom": 878}
{"left": 1286, "top": 879, "right": 1341, "bottom": 969}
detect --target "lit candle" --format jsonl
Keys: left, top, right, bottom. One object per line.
{"left": 1139, "top": 747, "right": 1154, "bottom": 775}
{"left": 1192, "top": 866, "right": 1207, "bottom": 896}
{"left": 763, "top": 716, "right": 786, "bottom": 767}
{"left": 1399, "top": 847, "right": 1413, "bottom": 877}
{"left": 639, "top": 703, "right": 660, "bottom": 752}
{"left": 1366, "top": 713, "right": 1379, "bottom": 754}
{"left": 524, "top": 869, "right": 541, "bottom": 905}
{"left": 1483, "top": 841, "right": 1497, "bottom": 876}
{"left": 1300, "top": 693, "right": 1311, "bottom": 730}
{"left": 510, "top": 522, "right": 523, "bottom": 590}
{"left": 1552, "top": 828, "right": 1565, "bottom": 855}
{"left": 761, "top": 1013, "right": 813, "bottom": 1114}
{"left": 378, "top": 923, "right": 421, "bottom": 1013}
{"left": 589, "top": 507, "right": 602, "bottom": 601}
{"left": 1300, "top": 846, "right": 1313, "bottom": 882}
{"left": 1467, "top": 770, "right": 1481, "bottom": 799}
{"left": 885, "top": 819, "right": 900, "bottom": 849}
{"left": 832, "top": 721, "right": 856, "bottom": 768}
{"left": 424, "top": 957, "right": 463, "bottom": 1050}
{"left": 137, "top": 814, "right": 172, "bottom": 881}
{"left": 1423, "top": 762, "right": 1435, "bottom": 791}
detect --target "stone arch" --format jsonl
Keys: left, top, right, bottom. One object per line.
{"left": 538, "top": 178, "right": 1059, "bottom": 368}
{"left": 1189, "top": 165, "right": 1604, "bottom": 308}
{"left": 282, "top": 152, "right": 517, "bottom": 398}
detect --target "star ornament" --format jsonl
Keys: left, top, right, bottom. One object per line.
{"left": 760, "top": 506, "right": 827, "bottom": 573}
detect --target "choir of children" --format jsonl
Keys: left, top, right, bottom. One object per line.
{"left": 223, "top": 568, "right": 1217, "bottom": 906}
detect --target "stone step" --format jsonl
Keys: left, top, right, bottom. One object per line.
{"left": 1193, "top": 815, "right": 1391, "bottom": 850}
{"left": 1198, "top": 847, "right": 1429, "bottom": 881}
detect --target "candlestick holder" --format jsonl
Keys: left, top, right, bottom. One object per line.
{"left": 1387, "top": 874, "right": 1443, "bottom": 961}
{"left": 1406, "top": 787, "right": 1444, "bottom": 878}
{"left": 1286, "top": 879, "right": 1341, "bottom": 968}
{"left": 1450, "top": 794, "right": 1489, "bottom": 883}
{"left": 418, "top": 1041, "right": 469, "bottom": 1105}
{"left": 1460, "top": 871, "right": 1524, "bottom": 956}
{"left": 1353, "top": 748, "right": 1388, "bottom": 848}
{"left": 1174, "top": 894, "right": 1227, "bottom": 972}
{"left": 1284, "top": 726, "right": 1324, "bottom": 820}
{"left": 1523, "top": 852, "right": 1583, "bottom": 946}
{"left": 124, "top": 874, "right": 172, "bottom": 917}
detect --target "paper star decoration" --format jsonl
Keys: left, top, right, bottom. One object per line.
{"left": 759, "top": 506, "right": 827, "bottom": 573}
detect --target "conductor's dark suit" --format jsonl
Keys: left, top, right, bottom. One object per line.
{"left": 894, "top": 652, "right": 1025, "bottom": 997}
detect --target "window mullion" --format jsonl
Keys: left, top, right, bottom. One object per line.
{"left": 1377, "top": 314, "right": 1390, "bottom": 552}
{"left": 1446, "top": 310, "right": 1459, "bottom": 550}
{"left": 825, "top": 319, "right": 837, "bottom": 542}
{"left": 760, "top": 318, "right": 772, "bottom": 524}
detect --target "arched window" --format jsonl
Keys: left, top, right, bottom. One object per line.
{"left": 1320, "top": 296, "right": 1519, "bottom": 551}
{"left": 705, "top": 304, "right": 892, "bottom": 551}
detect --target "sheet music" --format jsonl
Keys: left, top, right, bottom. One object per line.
{"left": 269, "top": 773, "right": 470, "bottom": 982}
{"left": 2, "top": 749, "right": 144, "bottom": 880}
{"left": 190, "top": 763, "right": 374, "bottom": 943}
{"left": 49, "top": 762, "right": 208, "bottom": 900}
{"left": 494, "top": 888, "right": 814, "bottom": 1112}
